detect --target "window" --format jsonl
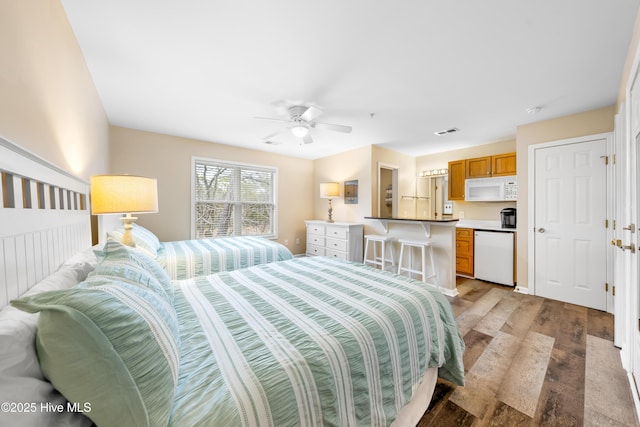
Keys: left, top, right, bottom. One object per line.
{"left": 192, "top": 157, "right": 277, "bottom": 239}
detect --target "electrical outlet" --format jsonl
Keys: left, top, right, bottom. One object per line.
{"left": 459, "top": 211, "right": 464, "bottom": 219}
{"left": 284, "top": 239, "right": 289, "bottom": 246}
{"left": 295, "top": 238, "right": 300, "bottom": 245}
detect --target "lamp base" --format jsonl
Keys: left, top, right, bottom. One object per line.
{"left": 326, "top": 199, "right": 335, "bottom": 223}
{"left": 120, "top": 213, "right": 138, "bottom": 247}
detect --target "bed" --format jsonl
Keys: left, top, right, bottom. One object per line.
{"left": 107, "top": 225, "right": 294, "bottom": 279}
{"left": 0, "top": 136, "right": 465, "bottom": 427}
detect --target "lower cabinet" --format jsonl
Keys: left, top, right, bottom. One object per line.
{"left": 305, "top": 220, "right": 363, "bottom": 262}
{"left": 456, "top": 227, "right": 474, "bottom": 277}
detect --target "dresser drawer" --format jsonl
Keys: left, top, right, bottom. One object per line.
{"left": 325, "top": 237, "right": 347, "bottom": 252}
{"left": 306, "top": 244, "right": 325, "bottom": 256}
{"left": 307, "top": 235, "right": 325, "bottom": 247}
{"left": 325, "top": 248, "right": 347, "bottom": 260}
{"left": 325, "top": 225, "right": 348, "bottom": 239}
{"left": 307, "top": 224, "right": 325, "bottom": 236}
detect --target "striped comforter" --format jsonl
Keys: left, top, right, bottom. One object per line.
{"left": 169, "top": 257, "right": 464, "bottom": 427}
{"left": 160, "top": 236, "right": 293, "bottom": 279}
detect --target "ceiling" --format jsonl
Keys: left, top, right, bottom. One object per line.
{"left": 60, "top": 0, "right": 640, "bottom": 160}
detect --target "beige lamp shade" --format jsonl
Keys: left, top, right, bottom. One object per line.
{"left": 90, "top": 175, "right": 158, "bottom": 214}
{"left": 319, "top": 182, "right": 340, "bottom": 199}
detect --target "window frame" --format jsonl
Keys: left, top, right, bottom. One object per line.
{"left": 191, "top": 156, "right": 278, "bottom": 240}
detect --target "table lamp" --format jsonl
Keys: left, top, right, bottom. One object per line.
{"left": 90, "top": 175, "right": 158, "bottom": 247}
{"left": 319, "top": 182, "right": 340, "bottom": 223}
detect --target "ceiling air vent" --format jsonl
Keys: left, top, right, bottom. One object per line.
{"left": 435, "top": 128, "right": 459, "bottom": 136}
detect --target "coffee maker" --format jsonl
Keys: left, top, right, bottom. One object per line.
{"left": 500, "top": 208, "right": 516, "bottom": 228}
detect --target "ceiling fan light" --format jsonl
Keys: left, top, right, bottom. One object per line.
{"left": 291, "top": 124, "right": 309, "bottom": 138}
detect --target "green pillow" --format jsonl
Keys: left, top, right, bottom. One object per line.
{"left": 94, "top": 239, "right": 174, "bottom": 302}
{"left": 11, "top": 279, "right": 180, "bottom": 427}
{"left": 107, "top": 224, "right": 161, "bottom": 257}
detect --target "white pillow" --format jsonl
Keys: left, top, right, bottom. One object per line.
{"left": 0, "top": 256, "right": 94, "bottom": 427}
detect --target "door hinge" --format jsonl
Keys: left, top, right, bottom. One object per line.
{"left": 605, "top": 219, "right": 609, "bottom": 229}
{"left": 606, "top": 283, "right": 609, "bottom": 292}
{"left": 601, "top": 155, "right": 609, "bottom": 165}
{"left": 613, "top": 154, "right": 616, "bottom": 164}
{"left": 613, "top": 285, "right": 616, "bottom": 296}
{"left": 613, "top": 220, "right": 617, "bottom": 230}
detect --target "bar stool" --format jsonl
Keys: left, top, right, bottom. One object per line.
{"left": 363, "top": 234, "right": 396, "bottom": 272}
{"left": 397, "top": 239, "right": 438, "bottom": 286}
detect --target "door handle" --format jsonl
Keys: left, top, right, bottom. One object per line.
{"left": 537, "top": 228, "right": 545, "bottom": 233}
{"left": 623, "top": 224, "right": 636, "bottom": 233}
{"left": 622, "top": 243, "right": 636, "bottom": 253}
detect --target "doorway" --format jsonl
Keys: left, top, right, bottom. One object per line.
{"left": 528, "top": 134, "right": 610, "bottom": 311}
{"left": 378, "top": 163, "right": 398, "bottom": 218}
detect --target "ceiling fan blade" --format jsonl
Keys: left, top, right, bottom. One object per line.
{"left": 301, "top": 106, "right": 322, "bottom": 122}
{"left": 253, "top": 116, "right": 290, "bottom": 123}
{"left": 302, "top": 133, "right": 314, "bottom": 144}
{"left": 260, "top": 129, "right": 286, "bottom": 142}
{"left": 312, "top": 122, "right": 352, "bottom": 133}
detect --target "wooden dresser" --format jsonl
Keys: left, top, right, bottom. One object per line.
{"left": 455, "top": 227, "right": 474, "bottom": 277}
{"left": 304, "top": 220, "right": 363, "bottom": 262}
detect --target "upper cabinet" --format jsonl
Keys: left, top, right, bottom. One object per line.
{"left": 466, "top": 152, "right": 516, "bottom": 178}
{"left": 448, "top": 159, "right": 466, "bottom": 200}
{"left": 491, "top": 152, "right": 517, "bottom": 176}
{"left": 466, "top": 156, "right": 492, "bottom": 178}
{"left": 448, "top": 152, "right": 516, "bottom": 201}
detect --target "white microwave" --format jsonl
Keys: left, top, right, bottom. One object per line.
{"left": 465, "top": 176, "right": 517, "bottom": 202}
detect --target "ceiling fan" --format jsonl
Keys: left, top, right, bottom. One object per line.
{"left": 254, "top": 104, "right": 352, "bottom": 144}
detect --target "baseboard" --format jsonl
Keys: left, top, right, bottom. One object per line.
{"left": 439, "top": 287, "right": 459, "bottom": 298}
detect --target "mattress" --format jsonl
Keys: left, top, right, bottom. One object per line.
{"left": 160, "top": 236, "right": 293, "bottom": 279}
{"left": 169, "top": 256, "right": 464, "bottom": 426}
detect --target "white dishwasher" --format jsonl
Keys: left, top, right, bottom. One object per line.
{"left": 474, "top": 230, "right": 514, "bottom": 286}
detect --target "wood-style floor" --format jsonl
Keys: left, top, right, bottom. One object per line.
{"left": 419, "top": 278, "right": 639, "bottom": 426}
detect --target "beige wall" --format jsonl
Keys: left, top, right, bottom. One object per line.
{"left": 416, "top": 139, "right": 517, "bottom": 221}
{"left": 0, "top": 0, "right": 109, "bottom": 180}
{"left": 312, "top": 145, "right": 372, "bottom": 223}
{"left": 110, "top": 126, "right": 314, "bottom": 254}
{"left": 515, "top": 105, "right": 615, "bottom": 289}
{"left": 371, "top": 146, "right": 416, "bottom": 220}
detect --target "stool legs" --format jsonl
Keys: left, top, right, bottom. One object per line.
{"left": 364, "top": 237, "right": 395, "bottom": 272}
{"left": 397, "top": 242, "right": 438, "bottom": 287}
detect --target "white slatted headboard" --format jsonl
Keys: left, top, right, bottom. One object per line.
{"left": 0, "top": 137, "right": 91, "bottom": 308}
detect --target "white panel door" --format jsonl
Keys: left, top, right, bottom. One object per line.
{"left": 629, "top": 62, "right": 640, "bottom": 401}
{"left": 534, "top": 138, "right": 607, "bottom": 310}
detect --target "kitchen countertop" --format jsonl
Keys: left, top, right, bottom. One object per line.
{"left": 364, "top": 216, "right": 459, "bottom": 223}
{"left": 456, "top": 219, "right": 517, "bottom": 232}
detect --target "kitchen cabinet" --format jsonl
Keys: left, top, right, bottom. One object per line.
{"left": 465, "top": 152, "right": 517, "bottom": 178}
{"left": 455, "top": 227, "right": 474, "bottom": 277}
{"left": 305, "top": 220, "right": 363, "bottom": 261}
{"left": 447, "top": 160, "right": 466, "bottom": 200}
{"left": 491, "top": 152, "right": 517, "bottom": 176}
{"left": 466, "top": 156, "right": 492, "bottom": 178}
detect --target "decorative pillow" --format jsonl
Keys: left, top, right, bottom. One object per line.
{"left": 11, "top": 279, "right": 180, "bottom": 427}
{"left": 94, "top": 239, "right": 174, "bottom": 303}
{"left": 107, "top": 224, "right": 161, "bottom": 258}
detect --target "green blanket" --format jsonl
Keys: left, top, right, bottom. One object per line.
{"left": 169, "top": 257, "right": 464, "bottom": 427}
{"left": 160, "top": 236, "right": 293, "bottom": 279}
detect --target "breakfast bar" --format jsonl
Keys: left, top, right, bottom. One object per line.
{"left": 364, "top": 217, "right": 459, "bottom": 296}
